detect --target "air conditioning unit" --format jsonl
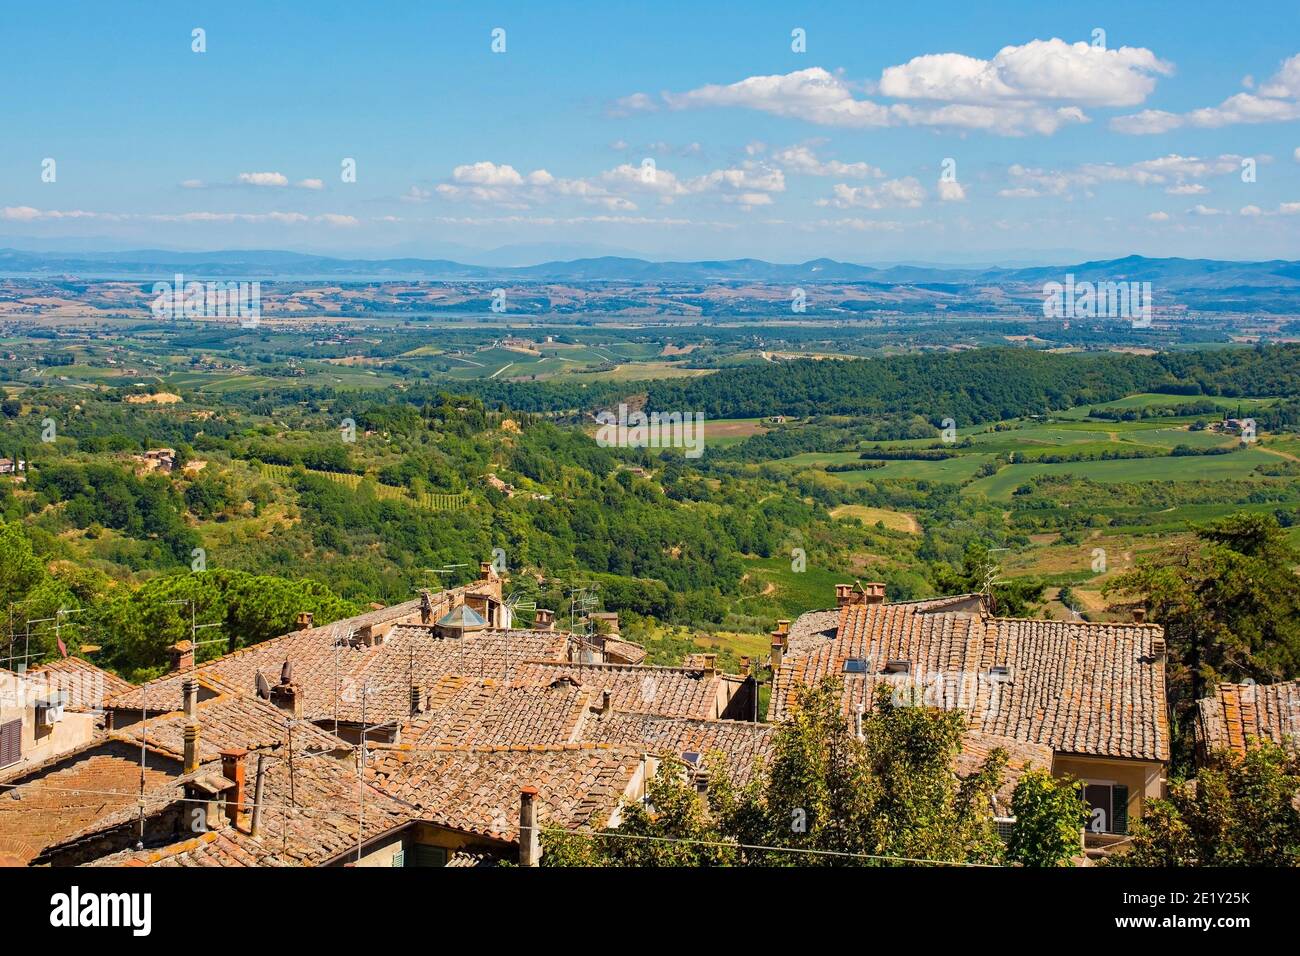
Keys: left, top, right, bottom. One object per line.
{"left": 36, "top": 694, "right": 66, "bottom": 727}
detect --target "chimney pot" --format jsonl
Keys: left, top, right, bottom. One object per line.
{"left": 269, "top": 682, "right": 302, "bottom": 719}
{"left": 410, "top": 684, "right": 426, "bottom": 716}
{"left": 220, "top": 748, "right": 248, "bottom": 828}
{"left": 739, "top": 656, "right": 750, "bottom": 676}
{"left": 1132, "top": 607, "right": 1147, "bottom": 624}
{"left": 183, "top": 721, "right": 201, "bottom": 774}
{"left": 295, "top": 611, "right": 313, "bottom": 630}
{"left": 535, "top": 608, "right": 555, "bottom": 631}
{"left": 182, "top": 676, "right": 199, "bottom": 717}
{"left": 519, "top": 787, "right": 540, "bottom": 867}
{"left": 863, "top": 582, "right": 886, "bottom": 605}
{"left": 168, "top": 640, "right": 194, "bottom": 673}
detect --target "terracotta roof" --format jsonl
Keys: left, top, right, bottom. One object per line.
{"left": 90, "top": 752, "right": 411, "bottom": 867}
{"left": 366, "top": 744, "right": 644, "bottom": 842}
{"left": 772, "top": 601, "right": 1169, "bottom": 762}
{"left": 601, "top": 638, "right": 647, "bottom": 666}
{"left": 511, "top": 660, "right": 728, "bottom": 720}
{"left": 0, "top": 740, "right": 182, "bottom": 864}
{"left": 26, "top": 657, "right": 134, "bottom": 711}
{"left": 110, "top": 691, "right": 349, "bottom": 765}
{"left": 399, "top": 676, "right": 595, "bottom": 748}
{"left": 583, "top": 713, "right": 777, "bottom": 787}
{"left": 1196, "top": 680, "right": 1300, "bottom": 758}
{"left": 107, "top": 623, "right": 573, "bottom": 728}
{"left": 957, "top": 731, "right": 1055, "bottom": 815}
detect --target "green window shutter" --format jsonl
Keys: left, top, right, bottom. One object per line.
{"left": 391, "top": 850, "right": 405, "bottom": 868}
{"left": 1112, "top": 785, "right": 1129, "bottom": 835}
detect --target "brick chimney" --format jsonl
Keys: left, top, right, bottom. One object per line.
{"left": 1132, "top": 607, "right": 1147, "bottom": 624}
{"left": 183, "top": 720, "right": 200, "bottom": 774}
{"left": 269, "top": 682, "right": 302, "bottom": 719}
{"left": 168, "top": 640, "right": 194, "bottom": 673}
{"left": 479, "top": 560, "right": 498, "bottom": 582}
{"left": 410, "top": 684, "right": 427, "bottom": 716}
{"left": 295, "top": 611, "right": 314, "bottom": 631}
{"left": 596, "top": 688, "right": 613, "bottom": 717}
{"left": 739, "top": 656, "right": 750, "bottom": 677}
{"left": 534, "top": 608, "right": 555, "bottom": 631}
{"left": 519, "top": 787, "right": 540, "bottom": 867}
{"left": 770, "top": 620, "right": 790, "bottom": 670}
{"left": 863, "top": 582, "right": 887, "bottom": 605}
{"left": 220, "top": 747, "right": 247, "bottom": 827}
{"left": 835, "top": 584, "right": 855, "bottom": 607}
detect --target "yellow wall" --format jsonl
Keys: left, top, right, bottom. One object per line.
{"left": 1052, "top": 754, "right": 1164, "bottom": 836}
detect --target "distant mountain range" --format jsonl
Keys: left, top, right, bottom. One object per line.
{"left": 2, "top": 247, "right": 1299, "bottom": 292}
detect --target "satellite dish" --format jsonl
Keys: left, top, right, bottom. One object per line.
{"left": 255, "top": 671, "right": 271, "bottom": 699}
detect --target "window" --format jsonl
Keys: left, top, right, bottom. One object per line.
{"left": 988, "top": 665, "right": 1013, "bottom": 681}
{"left": 0, "top": 719, "right": 20, "bottom": 768}
{"left": 391, "top": 850, "right": 405, "bottom": 868}
{"left": 884, "top": 659, "right": 911, "bottom": 675}
{"left": 410, "top": 845, "right": 448, "bottom": 867}
{"left": 842, "top": 657, "right": 870, "bottom": 674}
{"left": 1083, "top": 782, "right": 1129, "bottom": 835}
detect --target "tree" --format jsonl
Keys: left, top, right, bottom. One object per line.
{"left": 931, "top": 541, "right": 1045, "bottom": 617}
{"left": 1112, "top": 743, "right": 1300, "bottom": 867}
{"left": 544, "top": 757, "right": 738, "bottom": 867}
{"left": 553, "top": 680, "right": 1022, "bottom": 867}
{"left": 1006, "top": 769, "right": 1087, "bottom": 867}
{"left": 1104, "top": 513, "right": 1300, "bottom": 761}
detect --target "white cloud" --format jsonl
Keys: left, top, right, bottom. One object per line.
{"left": 999, "top": 154, "right": 1245, "bottom": 198}
{"left": 1240, "top": 205, "right": 1263, "bottom": 216}
{"left": 237, "top": 171, "right": 290, "bottom": 187}
{"left": 297, "top": 178, "right": 324, "bottom": 190}
{"left": 451, "top": 162, "right": 528, "bottom": 186}
{"left": 817, "top": 177, "right": 926, "bottom": 209}
{"left": 878, "top": 38, "right": 1171, "bottom": 107}
{"left": 769, "top": 144, "right": 883, "bottom": 178}
{"left": 937, "top": 180, "right": 967, "bottom": 202}
{"left": 1188, "top": 204, "right": 1226, "bottom": 216}
{"left": 1113, "top": 52, "right": 1300, "bottom": 132}
{"left": 642, "top": 39, "right": 1169, "bottom": 136}
{"left": 1146, "top": 211, "right": 1170, "bottom": 222}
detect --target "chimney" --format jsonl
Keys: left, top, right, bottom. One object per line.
{"left": 1132, "top": 607, "right": 1147, "bottom": 624}
{"left": 835, "top": 584, "right": 855, "bottom": 607}
{"left": 183, "top": 720, "right": 201, "bottom": 774}
{"left": 598, "top": 688, "right": 613, "bottom": 717}
{"left": 419, "top": 588, "right": 435, "bottom": 625}
{"left": 739, "top": 656, "right": 750, "bottom": 677}
{"left": 479, "top": 560, "right": 497, "bottom": 582}
{"left": 182, "top": 675, "right": 199, "bottom": 717}
{"left": 220, "top": 747, "right": 248, "bottom": 827}
{"left": 249, "top": 753, "right": 267, "bottom": 838}
{"left": 534, "top": 608, "right": 555, "bottom": 631}
{"left": 863, "top": 582, "right": 886, "bottom": 605}
{"left": 269, "top": 682, "right": 302, "bottom": 719}
{"left": 295, "top": 611, "right": 314, "bottom": 631}
{"left": 168, "top": 640, "right": 194, "bottom": 673}
{"left": 519, "top": 787, "right": 540, "bottom": 867}
{"left": 410, "top": 684, "right": 426, "bottom": 716}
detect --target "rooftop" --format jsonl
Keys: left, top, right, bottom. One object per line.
{"left": 1195, "top": 679, "right": 1300, "bottom": 758}
{"left": 773, "top": 600, "right": 1169, "bottom": 762}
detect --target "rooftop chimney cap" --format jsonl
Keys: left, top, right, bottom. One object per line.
{"left": 520, "top": 785, "right": 539, "bottom": 797}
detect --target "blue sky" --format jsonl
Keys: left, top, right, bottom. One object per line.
{"left": 3, "top": 1, "right": 1299, "bottom": 264}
